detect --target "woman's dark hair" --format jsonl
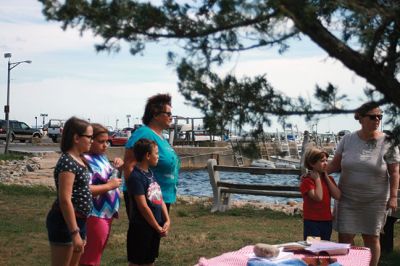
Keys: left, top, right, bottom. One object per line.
{"left": 133, "top": 138, "right": 157, "bottom": 162}
{"left": 91, "top": 123, "right": 108, "bottom": 139}
{"left": 142, "top": 94, "right": 171, "bottom": 125}
{"left": 354, "top": 102, "right": 381, "bottom": 120}
{"left": 304, "top": 147, "right": 329, "bottom": 171}
{"left": 60, "top": 117, "right": 91, "bottom": 153}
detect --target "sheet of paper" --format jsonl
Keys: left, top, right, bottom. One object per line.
{"left": 248, "top": 248, "right": 294, "bottom": 262}
{"left": 305, "top": 241, "right": 350, "bottom": 255}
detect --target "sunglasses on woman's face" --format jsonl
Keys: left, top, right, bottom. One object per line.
{"left": 159, "top": 111, "right": 172, "bottom": 117}
{"left": 364, "top": 114, "right": 383, "bottom": 121}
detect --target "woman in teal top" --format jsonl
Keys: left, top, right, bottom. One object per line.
{"left": 123, "top": 93, "right": 180, "bottom": 211}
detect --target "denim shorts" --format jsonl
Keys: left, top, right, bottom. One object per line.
{"left": 46, "top": 208, "right": 87, "bottom": 245}
{"left": 303, "top": 219, "right": 332, "bottom": 241}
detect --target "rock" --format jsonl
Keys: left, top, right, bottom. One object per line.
{"left": 0, "top": 154, "right": 54, "bottom": 188}
{"left": 30, "top": 157, "right": 41, "bottom": 163}
{"left": 293, "top": 208, "right": 302, "bottom": 215}
{"left": 26, "top": 164, "right": 35, "bottom": 172}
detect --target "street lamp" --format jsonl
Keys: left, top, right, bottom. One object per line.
{"left": 40, "top": 113, "right": 48, "bottom": 127}
{"left": 35, "top": 116, "right": 38, "bottom": 129}
{"left": 4, "top": 53, "right": 32, "bottom": 154}
{"left": 126, "top": 114, "right": 131, "bottom": 128}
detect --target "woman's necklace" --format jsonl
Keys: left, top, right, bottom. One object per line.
{"left": 358, "top": 130, "right": 379, "bottom": 149}
{"left": 365, "top": 139, "right": 377, "bottom": 149}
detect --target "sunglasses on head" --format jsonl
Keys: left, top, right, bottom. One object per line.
{"left": 364, "top": 114, "right": 383, "bottom": 121}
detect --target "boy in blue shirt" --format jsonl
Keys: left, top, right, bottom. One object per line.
{"left": 126, "top": 138, "right": 170, "bottom": 265}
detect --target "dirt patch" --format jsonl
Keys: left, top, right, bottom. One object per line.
{"left": 0, "top": 152, "right": 59, "bottom": 189}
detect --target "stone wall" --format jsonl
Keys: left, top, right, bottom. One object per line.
{"left": 105, "top": 146, "right": 238, "bottom": 169}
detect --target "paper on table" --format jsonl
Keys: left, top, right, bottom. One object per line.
{"left": 305, "top": 241, "right": 350, "bottom": 255}
{"left": 278, "top": 242, "right": 308, "bottom": 252}
{"left": 248, "top": 248, "right": 294, "bottom": 262}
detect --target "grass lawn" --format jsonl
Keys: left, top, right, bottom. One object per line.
{"left": 0, "top": 184, "right": 399, "bottom": 265}
{"left": 0, "top": 153, "right": 27, "bottom": 161}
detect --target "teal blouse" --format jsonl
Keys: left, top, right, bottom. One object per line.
{"left": 125, "top": 126, "right": 180, "bottom": 203}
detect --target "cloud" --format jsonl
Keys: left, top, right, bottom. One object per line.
{"left": 0, "top": 1, "right": 101, "bottom": 56}
{"left": 0, "top": 22, "right": 100, "bottom": 56}
{"left": 9, "top": 77, "right": 201, "bottom": 128}
{"left": 218, "top": 55, "right": 369, "bottom": 105}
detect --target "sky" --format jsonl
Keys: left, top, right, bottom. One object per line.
{"left": 0, "top": 0, "right": 378, "bottom": 134}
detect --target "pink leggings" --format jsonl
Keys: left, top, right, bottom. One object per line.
{"left": 80, "top": 216, "right": 113, "bottom": 266}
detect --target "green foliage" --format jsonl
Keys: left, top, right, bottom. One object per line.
{"left": 176, "top": 209, "right": 189, "bottom": 217}
{"left": 0, "top": 183, "right": 55, "bottom": 197}
{"left": 0, "top": 153, "right": 26, "bottom": 161}
{"left": 237, "top": 141, "right": 261, "bottom": 160}
{"left": 38, "top": 0, "right": 400, "bottom": 136}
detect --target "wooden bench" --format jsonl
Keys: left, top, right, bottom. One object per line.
{"left": 207, "top": 159, "right": 302, "bottom": 212}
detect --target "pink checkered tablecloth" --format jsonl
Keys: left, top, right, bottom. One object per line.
{"left": 196, "top": 245, "right": 371, "bottom": 266}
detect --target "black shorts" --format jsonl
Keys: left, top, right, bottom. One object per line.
{"left": 46, "top": 208, "right": 87, "bottom": 245}
{"left": 127, "top": 222, "right": 161, "bottom": 264}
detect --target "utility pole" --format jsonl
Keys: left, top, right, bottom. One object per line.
{"left": 3, "top": 53, "right": 32, "bottom": 154}
{"left": 126, "top": 114, "right": 131, "bottom": 128}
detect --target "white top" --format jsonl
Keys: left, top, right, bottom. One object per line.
{"left": 334, "top": 132, "right": 400, "bottom": 235}
{"left": 336, "top": 132, "right": 399, "bottom": 202}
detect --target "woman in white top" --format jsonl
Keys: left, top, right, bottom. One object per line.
{"left": 328, "top": 102, "right": 400, "bottom": 266}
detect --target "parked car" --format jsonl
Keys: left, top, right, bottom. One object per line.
{"left": 107, "top": 131, "right": 129, "bottom": 146}
{"left": 0, "top": 119, "right": 42, "bottom": 142}
{"left": 47, "top": 119, "right": 65, "bottom": 143}
{"left": 122, "top": 127, "right": 135, "bottom": 133}
{"left": 106, "top": 126, "right": 114, "bottom": 135}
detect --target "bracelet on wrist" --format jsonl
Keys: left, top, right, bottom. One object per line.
{"left": 70, "top": 228, "right": 80, "bottom": 236}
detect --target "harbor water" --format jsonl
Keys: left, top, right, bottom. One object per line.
{"left": 178, "top": 170, "right": 300, "bottom": 204}
{"left": 177, "top": 170, "right": 340, "bottom": 204}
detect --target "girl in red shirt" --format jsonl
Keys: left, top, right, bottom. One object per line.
{"left": 300, "top": 148, "right": 341, "bottom": 240}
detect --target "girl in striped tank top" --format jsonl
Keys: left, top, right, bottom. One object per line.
{"left": 80, "top": 123, "right": 124, "bottom": 266}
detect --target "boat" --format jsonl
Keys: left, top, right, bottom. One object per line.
{"left": 250, "top": 159, "right": 276, "bottom": 168}
{"left": 269, "top": 156, "right": 301, "bottom": 169}
{"left": 274, "top": 161, "right": 298, "bottom": 169}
